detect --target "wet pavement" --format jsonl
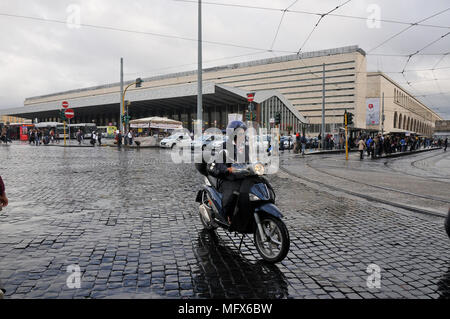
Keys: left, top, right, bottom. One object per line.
{"left": 281, "top": 149, "right": 450, "bottom": 216}
{"left": 0, "top": 143, "right": 449, "bottom": 299}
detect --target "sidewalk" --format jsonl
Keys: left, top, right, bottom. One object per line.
{"left": 287, "top": 146, "right": 442, "bottom": 158}
{"left": 280, "top": 148, "right": 449, "bottom": 217}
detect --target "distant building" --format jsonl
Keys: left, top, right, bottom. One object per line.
{"left": 366, "top": 73, "right": 441, "bottom": 136}
{"left": 0, "top": 115, "right": 31, "bottom": 124}
{"left": 433, "top": 120, "right": 450, "bottom": 139}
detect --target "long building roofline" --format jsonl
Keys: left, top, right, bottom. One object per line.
{"left": 367, "top": 71, "right": 443, "bottom": 120}
{"left": 26, "top": 45, "right": 365, "bottom": 102}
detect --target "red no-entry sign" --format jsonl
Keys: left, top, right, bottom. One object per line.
{"left": 62, "top": 101, "right": 69, "bottom": 108}
{"left": 64, "top": 108, "right": 74, "bottom": 119}
{"left": 247, "top": 93, "right": 255, "bottom": 103}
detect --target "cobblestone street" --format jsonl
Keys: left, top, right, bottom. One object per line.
{"left": 0, "top": 143, "right": 449, "bottom": 299}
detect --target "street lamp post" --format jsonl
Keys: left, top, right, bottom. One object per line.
{"left": 197, "top": 0, "right": 203, "bottom": 136}
{"left": 121, "top": 77, "right": 143, "bottom": 138}
{"left": 120, "top": 58, "right": 124, "bottom": 134}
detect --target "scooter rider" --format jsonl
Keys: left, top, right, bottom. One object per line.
{"left": 206, "top": 121, "right": 250, "bottom": 224}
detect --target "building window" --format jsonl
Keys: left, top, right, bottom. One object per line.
{"left": 393, "top": 112, "right": 398, "bottom": 128}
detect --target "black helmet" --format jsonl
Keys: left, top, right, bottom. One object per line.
{"left": 227, "top": 120, "right": 247, "bottom": 131}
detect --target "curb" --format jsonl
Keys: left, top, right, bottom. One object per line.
{"left": 373, "top": 147, "right": 442, "bottom": 159}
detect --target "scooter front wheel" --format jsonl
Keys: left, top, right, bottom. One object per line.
{"left": 254, "top": 214, "right": 290, "bottom": 263}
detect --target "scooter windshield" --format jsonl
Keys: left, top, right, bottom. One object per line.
{"left": 250, "top": 183, "right": 270, "bottom": 201}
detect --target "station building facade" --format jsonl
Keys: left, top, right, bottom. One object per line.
{"left": 366, "top": 72, "right": 441, "bottom": 136}
{"left": 1, "top": 45, "right": 443, "bottom": 136}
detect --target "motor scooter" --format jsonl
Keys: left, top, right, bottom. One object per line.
{"left": 195, "top": 161, "right": 290, "bottom": 263}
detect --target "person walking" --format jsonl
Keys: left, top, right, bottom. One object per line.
{"left": 294, "top": 133, "right": 300, "bottom": 154}
{"left": 0, "top": 175, "right": 8, "bottom": 299}
{"left": 76, "top": 130, "right": 82, "bottom": 145}
{"left": 358, "top": 138, "right": 365, "bottom": 160}
{"left": 128, "top": 130, "right": 133, "bottom": 146}
{"left": 301, "top": 134, "right": 307, "bottom": 156}
{"left": 117, "top": 131, "right": 123, "bottom": 148}
{"left": 97, "top": 130, "right": 102, "bottom": 146}
{"left": 91, "top": 131, "right": 97, "bottom": 146}
{"left": 366, "top": 136, "right": 372, "bottom": 157}
{"left": 50, "top": 129, "right": 55, "bottom": 144}
{"left": 0, "top": 127, "right": 6, "bottom": 144}
{"left": 444, "top": 138, "right": 448, "bottom": 152}
{"left": 35, "top": 129, "right": 41, "bottom": 146}
{"left": 370, "top": 138, "right": 375, "bottom": 159}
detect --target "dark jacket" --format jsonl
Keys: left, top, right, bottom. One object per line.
{"left": 0, "top": 176, "right": 5, "bottom": 195}
{"left": 208, "top": 142, "right": 250, "bottom": 179}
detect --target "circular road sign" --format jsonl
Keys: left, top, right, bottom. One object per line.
{"left": 62, "top": 101, "right": 69, "bottom": 108}
{"left": 64, "top": 108, "right": 75, "bottom": 119}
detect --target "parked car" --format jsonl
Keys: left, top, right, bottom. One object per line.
{"left": 307, "top": 137, "right": 319, "bottom": 149}
{"left": 280, "top": 136, "right": 294, "bottom": 150}
{"left": 191, "top": 134, "right": 223, "bottom": 151}
{"left": 160, "top": 133, "right": 192, "bottom": 149}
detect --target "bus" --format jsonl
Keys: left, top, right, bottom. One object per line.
{"left": 35, "top": 122, "right": 66, "bottom": 139}
{"left": 97, "top": 126, "right": 117, "bottom": 138}
{"left": 68, "top": 123, "right": 97, "bottom": 139}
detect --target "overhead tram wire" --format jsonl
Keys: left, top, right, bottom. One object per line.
{"left": 297, "top": 0, "right": 352, "bottom": 54}
{"left": 352, "top": 7, "right": 450, "bottom": 114}
{"left": 367, "top": 7, "right": 450, "bottom": 54}
{"left": 432, "top": 51, "right": 450, "bottom": 69}
{"left": 399, "top": 31, "right": 450, "bottom": 106}
{"left": 270, "top": 0, "right": 299, "bottom": 51}
{"left": 401, "top": 31, "right": 450, "bottom": 74}
{"left": 172, "top": 0, "right": 450, "bottom": 30}
{"left": 173, "top": 0, "right": 448, "bottom": 120}
{"left": 0, "top": 12, "right": 295, "bottom": 55}
{"left": 3, "top": 6, "right": 447, "bottom": 117}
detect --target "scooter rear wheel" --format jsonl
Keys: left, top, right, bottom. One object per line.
{"left": 199, "top": 192, "right": 218, "bottom": 231}
{"left": 254, "top": 214, "right": 290, "bottom": 263}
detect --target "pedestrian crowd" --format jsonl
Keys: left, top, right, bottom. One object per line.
{"left": 355, "top": 134, "right": 444, "bottom": 160}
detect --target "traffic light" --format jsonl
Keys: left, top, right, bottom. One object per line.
{"left": 245, "top": 112, "right": 256, "bottom": 121}
{"left": 122, "top": 115, "right": 131, "bottom": 123}
{"left": 59, "top": 109, "right": 67, "bottom": 121}
{"left": 275, "top": 112, "right": 281, "bottom": 125}
{"left": 344, "top": 111, "right": 354, "bottom": 126}
{"left": 135, "top": 78, "right": 143, "bottom": 88}
{"left": 347, "top": 112, "right": 354, "bottom": 125}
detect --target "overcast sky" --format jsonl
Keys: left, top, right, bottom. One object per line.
{"left": 0, "top": 0, "right": 449, "bottom": 118}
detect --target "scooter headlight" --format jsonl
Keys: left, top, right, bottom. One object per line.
{"left": 249, "top": 193, "right": 260, "bottom": 201}
{"left": 253, "top": 163, "right": 265, "bottom": 176}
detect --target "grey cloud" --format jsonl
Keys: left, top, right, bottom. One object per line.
{"left": 0, "top": 0, "right": 449, "bottom": 118}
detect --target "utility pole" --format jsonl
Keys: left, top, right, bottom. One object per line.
{"left": 120, "top": 57, "right": 124, "bottom": 134}
{"left": 197, "top": 0, "right": 203, "bottom": 136}
{"left": 321, "top": 63, "right": 326, "bottom": 150}
{"left": 345, "top": 110, "right": 348, "bottom": 161}
{"left": 381, "top": 92, "right": 385, "bottom": 135}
